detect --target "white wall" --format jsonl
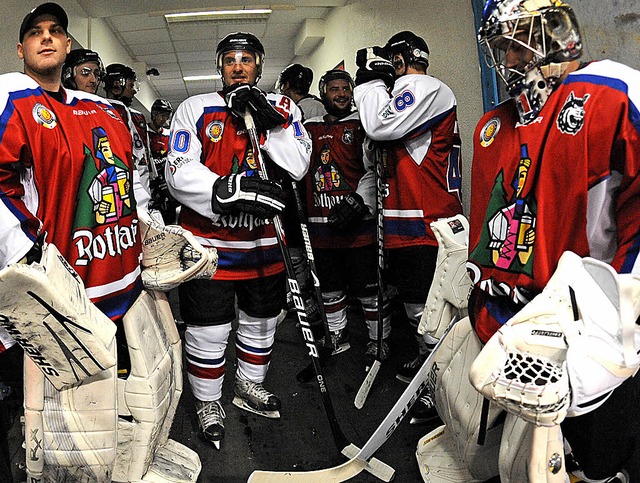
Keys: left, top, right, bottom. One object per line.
{"left": 297, "top": 0, "right": 483, "bottom": 214}
{"left": 3, "top": 0, "right": 157, "bottom": 115}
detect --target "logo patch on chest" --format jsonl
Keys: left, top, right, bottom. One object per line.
{"left": 206, "top": 120, "right": 224, "bottom": 143}
{"left": 32, "top": 103, "right": 57, "bottom": 129}
{"left": 556, "top": 91, "right": 590, "bottom": 135}
{"left": 479, "top": 117, "right": 500, "bottom": 147}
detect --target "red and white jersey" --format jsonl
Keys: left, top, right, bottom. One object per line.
{"left": 147, "top": 123, "right": 170, "bottom": 179}
{"left": 130, "top": 107, "right": 149, "bottom": 152}
{"left": 166, "top": 90, "right": 311, "bottom": 280}
{"left": 354, "top": 74, "right": 463, "bottom": 249}
{"left": 0, "top": 73, "right": 143, "bottom": 328}
{"left": 303, "top": 112, "right": 375, "bottom": 249}
{"left": 467, "top": 60, "right": 640, "bottom": 344}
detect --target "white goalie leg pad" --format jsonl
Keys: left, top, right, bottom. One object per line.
{"left": 113, "top": 290, "right": 201, "bottom": 482}
{"left": 0, "top": 243, "right": 116, "bottom": 389}
{"left": 138, "top": 209, "right": 218, "bottom": 292}
{"left": 417, "top": 317, "right": 501, "bottom": 482}
{"left": 497, "top": 413, "right": 535, "bottom": 483}
{"left": 418, "top": 215, "right": 473, "bottom": 340}
{"left": 25, "top": 344, "right": 119, "bottom": 482}
{"left": 469, "top": 251, "right": 640, "bottom": 426}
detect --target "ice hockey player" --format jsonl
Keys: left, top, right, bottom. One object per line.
{"left": 354, "top": 31, "right": 463, "bottom": 423}
{"left": 61, "top": 47, "right": 104, "bottom": 94}
{"left": 302, "top": 69, "right": 391, "bottom": 367}
{"left": 147, "top": 98, "right": 178, "bottom": 223}
{"left": 165, "top": 31, "right": 311, "bottom": 449}
{"left": 0, "top": 3, "right": 200, "bottom": 482}
{"left": 416, "top": 1, "right": 640, "bottom": 482}
{"left": 278, "top": 63, "right": 326, "bottom": 121}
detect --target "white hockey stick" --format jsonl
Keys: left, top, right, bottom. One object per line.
{"left": 249, "top": 315, "right": 460, "bottom": 482}
{"left": 354, "top": 145, "right": 386, "bottom": 410}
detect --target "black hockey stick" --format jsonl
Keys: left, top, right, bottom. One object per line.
{"left": 290, "top": 181, "right": 335, "bottom": 383}
{"left": 243, "top": 111, "right": 393, "bottom": 480}
{"left": 354, "top": 145, "right": 385, "bottom": 409}
{"left": 249, "top": 315, "right": 460, "bottom": 482}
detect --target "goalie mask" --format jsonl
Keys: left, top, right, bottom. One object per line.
{"left": 478, "top": 0, "right": 582, "bottom": 124}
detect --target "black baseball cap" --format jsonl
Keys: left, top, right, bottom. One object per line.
{"left": 19, "top": 3, "right": 69, "bottom": 42}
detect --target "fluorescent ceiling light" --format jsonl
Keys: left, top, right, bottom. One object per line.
{"left": 166, "top": 9, "right": 272, "bottom": 22}
{"left": 183, "top": 74, "right": 222, "bottom": 82}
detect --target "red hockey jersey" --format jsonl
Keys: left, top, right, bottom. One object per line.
{"left": 303, "top": 112, "right": 375, "bottom": 249}
{"left": 0, "top": 73, "right": 143, "bottom": 324}
{"left": 166, "top": 91, "right": 311, "bottom": 280}
{"left": 467, "top": 60, "right": 640, "bottom": 344}
{"left": 354, "top": 74, "right": 463, "bottom": 249}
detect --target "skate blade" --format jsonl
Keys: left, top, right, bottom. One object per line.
{"left": 331, "top": 343, "right": 350, "bottom": 356}
{"left": 410, "top": 414, "right": 440, "bottom": 425}
{"left": 232, "top": 396, "right": 281, "bottom": 419}
{"left": 395, "top": 373, "right": 413, "bottom": 384}
{"left": 213, "top": 440, "right": 221, "bottom": 450}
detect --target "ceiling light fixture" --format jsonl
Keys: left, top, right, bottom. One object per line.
{"left": 165, "top": 9, "right": 272, "bottom": 23}
{"left": 183, "top": 74, "right": 222, "bottom": 82}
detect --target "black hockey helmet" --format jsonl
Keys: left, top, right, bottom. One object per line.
{"left": 216, "top": 32, "right": 265, "bottom": 82}
{"left": 277, "top": 64, "right": 313, "bottom": 95}
{"left": 62, "top": 48, "right": 104, "bottom": 89}
{"left": 318, "top": 69, "right": 354, "bottom": 99}
{"left": 385, "top": 31, "right": 430, "bottom": 71}
{"left": 151, "top": 98, "right": 173, "bottom": 114}
{"left": 103, "top": 63, "right": 137, "bottom": 92}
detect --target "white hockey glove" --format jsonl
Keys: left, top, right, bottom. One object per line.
{"left": 139, "top": 210, "right": 218, "bottom": 291}
{"left": 418, "top": 214, "right": 472, "bottom": 340}
{"left": 469, "top": 251, "right": 640, "bottom": 426}
{"left": 355, "top": 47, "right": 395, "bottom": 88}
{"left": 212, "top": 174, "right": 285, "bottom": 219}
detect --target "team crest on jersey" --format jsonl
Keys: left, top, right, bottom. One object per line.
{"left": 557, "top": 91, "right": 590, "bottom": 135}
{"left": 479, "top": 117, "right": 500, "bottom": 147}
{"left": 342, "top": 128, "right": 354, "bottom": 145}
{"left": 32, "top": 103, "right": 57, "bottom": 129}
{"left": 206, "top": 120, "right": 224, "bottom": 143}
{"left": 100, "top": 105, "right": 119, "bottom": 121}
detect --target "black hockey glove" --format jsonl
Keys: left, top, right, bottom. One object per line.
{"left": 212, "top": 174, "right": 285, "bottom": 219}
{"left": 149, "top": 176, "right": 172, "bottom": 212}
{"left": 328, "top": 193, "right": 368, "bottom": 230}
{"left": 224, "top": 83, "right": 286, "bottom": 133}
{"left": 355, "top": 47, "right": 395, "bottom": 89}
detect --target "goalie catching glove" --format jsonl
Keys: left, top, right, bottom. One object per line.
{"left": 138, "top": 210, "right": 218, "bottom": 291}
{"left": 355, "top": 47, "right": 395, "bottom": 88}
{"left": 327, "top": 192, "right": 368, "bottom": 230}
{"left": 212, "top": 174, "right": 285, "bottom": 219}
{"left": 469, "top": 251, "right": 640, "bottom": 427}
{"left": 224, "top": 83, "right": 286, "bottom": 133}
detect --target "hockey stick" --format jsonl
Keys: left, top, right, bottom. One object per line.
{"left": 249, "top": 314, "right": 460, "bottom": 482}
{"left": 243, "top": 111, "right": 393, "bottom": 481}
{"left": 354, "top": 145, "right": 385, "bottom": 409}
{"left": 291, "top": 181, "right": 335, "bottom": 383}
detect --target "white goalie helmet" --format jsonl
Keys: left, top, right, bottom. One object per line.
{"left": 478, "top": 0, "right": 582, "bottom": 124}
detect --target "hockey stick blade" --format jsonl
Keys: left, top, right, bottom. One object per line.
{"left": 248, "top": 316, "right": 460, "bottom": 483}
{"left": 354, "top": 360, "right": 380, "bottom": 409}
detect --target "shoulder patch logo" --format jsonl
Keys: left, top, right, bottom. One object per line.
{"left": 206, "top": 120, "right": 224, "bottom": 143}
{"left": 32, "top": 103, "right": 57, "bottom": 129}
{"left": 480, "top": 117, "right": 500, "bottom": 147}
{"left": 557, "top": 91, "right": 590, "bottom": 135}
{"left": 342, "top": 127, "right": 354, "bottom": 145}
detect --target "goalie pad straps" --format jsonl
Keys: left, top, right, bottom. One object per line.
{"left": 138, "top": 209, "right": 218, "bottom": 292}
{"left": 114, "top": 289, "right": 200, "bottom": 482}
{"left": 418, "top": 214, "right": 472, "bottom": 341}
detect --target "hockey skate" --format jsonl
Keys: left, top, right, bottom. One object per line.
{"left": 233, "top": 378, "right": 281, "bottom": 419}
{"left": 195, "top": 399, "right": 226, "bottom": 450}
{"left": 396, "top": 352, "right": 427, "bottom": 383}
{"left": 409, "top": 391, "right": 440, "bottom": 425}
{"left": 329, "top": 327, "right": 350, "bottom": 355}
{"left": 364, "top": 338, "right": 389, "bottom": 371}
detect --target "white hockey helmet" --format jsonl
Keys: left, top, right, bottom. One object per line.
{"left": 478, "top": 0, "right": 582, "bottom": 124}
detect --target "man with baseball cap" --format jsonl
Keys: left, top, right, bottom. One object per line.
{"left": 19, "top": 2, "right": 68, "bottom": 43}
